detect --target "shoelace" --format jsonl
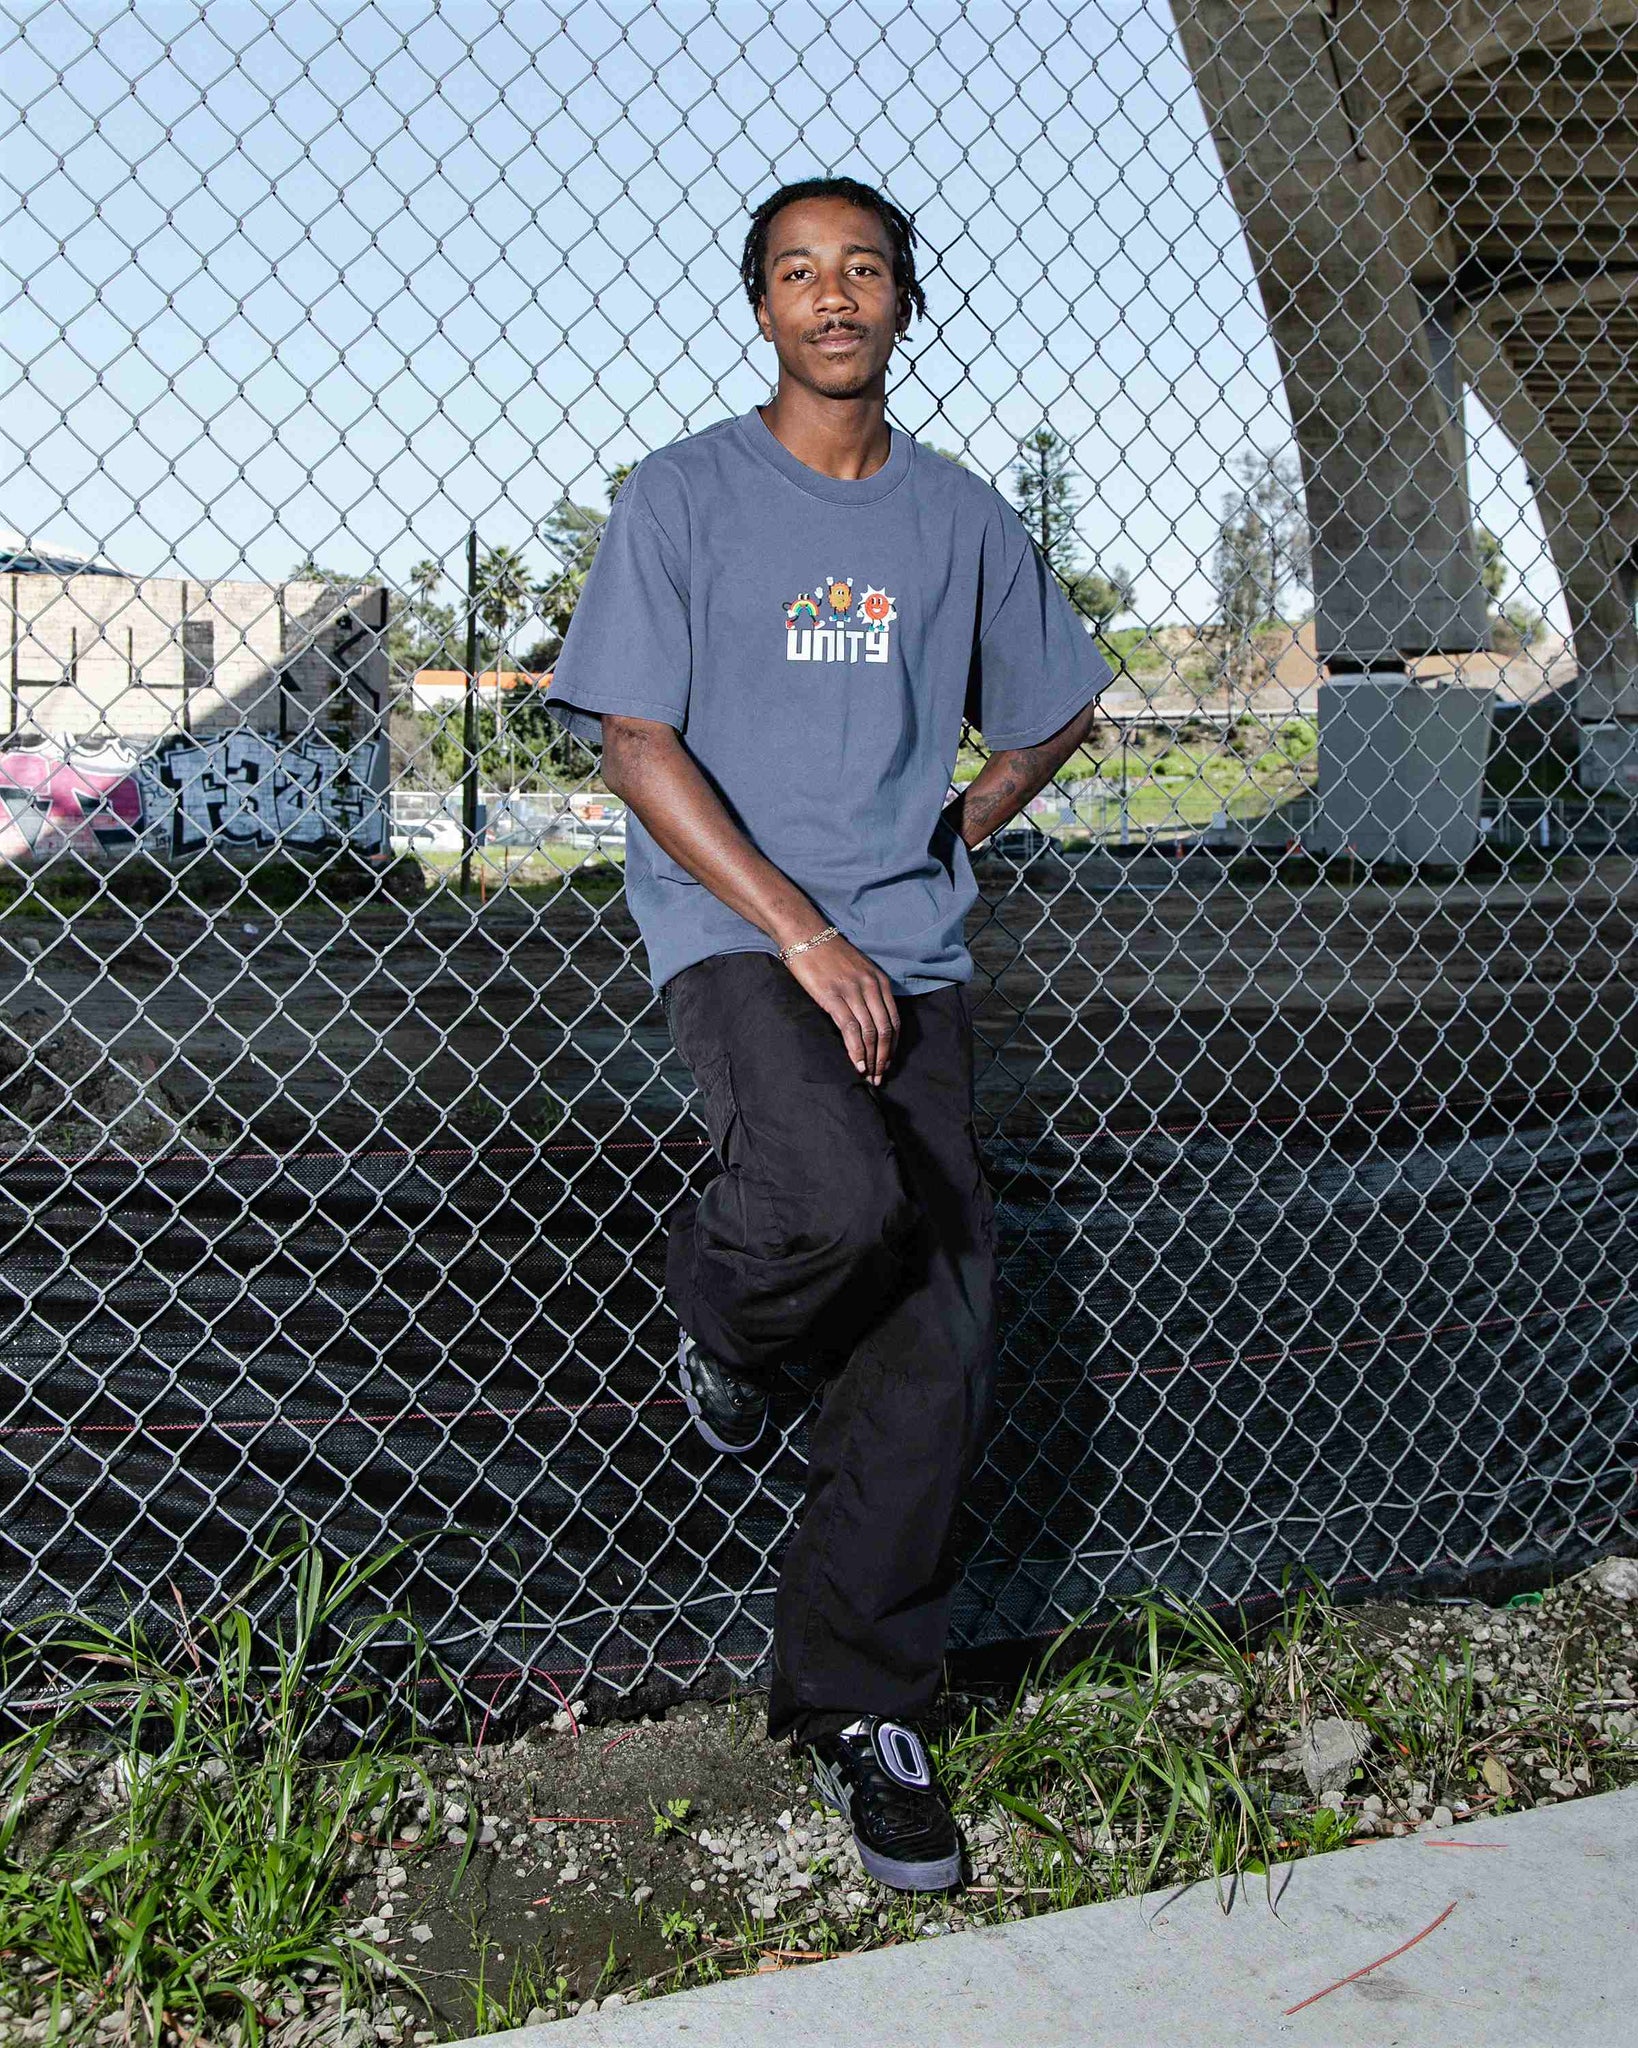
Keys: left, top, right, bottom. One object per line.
{"left": 834, "top": 1730, "right": 945, "bottom": 1844}
{"left": 724, "top": 1377, "right": 760, "bottom": 1413}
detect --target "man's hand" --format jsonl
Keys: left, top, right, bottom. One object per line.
{"left": 601, "top": 715, "right": 899, "bottom": 1081}
{"left": 783, "top": 933, "right": 899, "bottom": 1084}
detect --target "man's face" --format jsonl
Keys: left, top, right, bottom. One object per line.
{"left": 755, "top": 196, "right": 907, "bottom": 400}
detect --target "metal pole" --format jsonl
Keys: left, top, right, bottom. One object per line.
{"left": 8, "top": 573, "right": 19, "bottom": 738}
{"left": 461, "top": 529, "right": 479, "bottom": 897}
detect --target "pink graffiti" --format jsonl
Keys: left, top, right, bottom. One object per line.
{"left": 0, "top": 748, "right": 144, "bottom": 862}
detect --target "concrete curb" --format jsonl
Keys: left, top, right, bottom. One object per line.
{"left": 454, "top": 1785, "right": 1638, "bottom": 2048}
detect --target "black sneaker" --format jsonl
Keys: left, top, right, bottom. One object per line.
{"left": 806, "top": 1717, "right": 963, "bottom": 1892}
{"left": 674, "top": 1330, "right": 768, "bottom": 1455}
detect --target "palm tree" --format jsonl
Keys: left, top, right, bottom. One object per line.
{"left": 408, "top": 556, "right": 443, "bottom": 627}
{"left": 478, "top": 544, "right": 532, "bottom": 672}
{"left": 477, "top": 543, "right": 533, "bottom": 751}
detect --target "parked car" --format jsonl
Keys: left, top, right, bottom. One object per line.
{"left": 975, "top": 820, "right": 1062, "bottom": 871}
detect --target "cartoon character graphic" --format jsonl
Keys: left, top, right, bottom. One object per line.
{"left": 784, "top": 575, "right": 897, "bottom": 664}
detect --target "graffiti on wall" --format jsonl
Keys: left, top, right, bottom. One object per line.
{"left": 0, "top": 733, "right": 388, "bottom": 863}
{"left": 0, "top": 743, "right": 145, "bottom": 860}
{"left": 142, "top": 732, "right": 387, "bottom": 855}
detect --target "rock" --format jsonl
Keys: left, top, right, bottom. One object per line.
{"left": 1589, "top": 1557, "right": 1638, "bottom": 1602}
{"left": 1431, "top": 1806, "right": 1455, "bottom": 1828}
{"left": 1482, "top": 1756, "right": 1514, "bottom": 1797}
{"left": 0, "top": 1013, "right": 194, "bottom": 1151}
{"left": 630, "top": 1885, "right": 653, "bottom": 1906}
{"left": 407, "top": 1925, "right": 433, "bottom": 1945}
{"left": 523, "top": 2012, "right": 549, "bottom": 2028}
{"left": 1298, "top": 1717, "right": 1372, "bottom": 1796}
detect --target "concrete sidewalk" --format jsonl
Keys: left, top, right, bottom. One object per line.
{"left": 460, "top": 1786, "right": 1637, "bottom": 2048}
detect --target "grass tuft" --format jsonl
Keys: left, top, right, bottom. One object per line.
{"left": 0, "top": 1535, "right": 446, "bottom": 2047}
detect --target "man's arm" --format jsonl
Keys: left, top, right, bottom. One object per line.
{"left": 600, "top": 715, "right": 900, "bottom": 1084}
{"left": 943, "top": 698, "right": 1100, "bottom": 850}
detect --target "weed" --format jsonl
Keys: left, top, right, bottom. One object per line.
{"left": 938, "top": 1592, "right": 1275, "bottom": 1903}
{"left": 468, "top": 1939, "right": 570, "bottom": 2032}
{"left": 0, "top": 1534, "right": 447, "bottom": 2047}
{"left": 590, "top": 1937, "right": 622, "bottom": 1998}
{"left": 649, "top": 1795, "right": 693, "bottom": 1841}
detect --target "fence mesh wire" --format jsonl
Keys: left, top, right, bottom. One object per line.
{"left": 2, "top": 0, "right": 1635, "bottom": 1721}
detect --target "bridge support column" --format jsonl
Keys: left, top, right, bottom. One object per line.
{"left": 1173, "top": 0, "right": 1491, "bottom": 671}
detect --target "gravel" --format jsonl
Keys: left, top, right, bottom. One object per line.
{"left": 2, "top": 1562, "right": 1634, "bottom": 2045}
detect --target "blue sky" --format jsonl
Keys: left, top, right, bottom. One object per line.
{"left": 0, "top": 0, "right": 1563, "bottom": 629}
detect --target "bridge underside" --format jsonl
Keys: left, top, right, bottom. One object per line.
{"left": 1174, "top": 1, "right": 1638, "bottom": 733}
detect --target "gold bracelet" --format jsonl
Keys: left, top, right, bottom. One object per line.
{"left": 778, "top": 923, "right": 840, "bottom": 965}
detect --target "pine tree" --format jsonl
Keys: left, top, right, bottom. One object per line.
{"left": 1011, "top": 427, "right": 1083, "bottom": 581}
{"left": 1011, "top": 427, "right": 1133, "bottom": 633}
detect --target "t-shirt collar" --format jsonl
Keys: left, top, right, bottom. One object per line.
{"left": 735, "top": 405, "right": 913, "bottom": 505}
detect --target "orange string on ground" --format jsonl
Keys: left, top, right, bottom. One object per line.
{"left": 1282, "top": 1901, "right": 1457, "bottom": 2016}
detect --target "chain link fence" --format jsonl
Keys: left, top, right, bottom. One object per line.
{"left": 2, "top": 0, "right": 1635, "bottom": 1723}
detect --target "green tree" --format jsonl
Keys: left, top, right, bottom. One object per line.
{"left": 1012, "top": 426, "right": 1083, "bottom": 581}
{"left": 530, "top": 464, "right": 638, "bottom": 660}
{"left": 409, "top": 556, "right": 443, "bottom": 618}
{"left": 420, "top": 683, "right": 580, "bottom": 789}
{"left": 1073, "top": 563, "right": 1137, "bottom": 635}
{"left": 1473, "top": 523, "right": 1507, "bottom": 606}
{"left": 1011, "top": 427, "right": 1134, "bottom": 634}
{"left": 1471, "top": 524, "right": 1545, "bottom": 654}
{"left": 478, "top": 543, "right": 533, "bottom": 672}
{"left": 1207, "top": 449, "right": 1311, "bottom": 705}
{"left": 399, "top": 557, "right": 459, "bottom": 677}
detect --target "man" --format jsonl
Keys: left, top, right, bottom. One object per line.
{"left": 545, "top": 175, "right": 1109, "bottom": 1892}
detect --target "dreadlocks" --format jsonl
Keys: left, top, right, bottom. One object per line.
{"left": 740, "top": 176, "right": 927, "bottom": 331}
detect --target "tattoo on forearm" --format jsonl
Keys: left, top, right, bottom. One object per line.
{"left": 950, "top": 725, "right": 1087, "bottom": 848}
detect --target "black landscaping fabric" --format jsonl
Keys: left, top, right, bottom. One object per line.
{"left": 1, "top": 1098, "right": 1634, "bottom": 1722}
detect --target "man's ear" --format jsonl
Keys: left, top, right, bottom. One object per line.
{"left": 896, "top": 290, "right": 912, "bottom": 339}
{"left": 756, "top": 295, "right": 773, "bottom": 344}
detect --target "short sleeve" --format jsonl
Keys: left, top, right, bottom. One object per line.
{"left": 966, "top": 515, "right": 1113, "bottom": 748}
{"left": 544, "top": 464, "right": 690, "bottom": 749}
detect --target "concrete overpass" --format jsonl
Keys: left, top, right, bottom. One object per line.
{"left": 1172, "top": 1, "right": 1638, "bottom": 779}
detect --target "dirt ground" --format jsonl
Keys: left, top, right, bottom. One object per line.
{"left": 3, "top": 1564, "right": 1634, "bottom": 2044}
{"left": 231, "top": 1561, "right": 1638, "bottom": 2035}
{"left": 3, "top": 852, "right": 1635, "bottom": 1159}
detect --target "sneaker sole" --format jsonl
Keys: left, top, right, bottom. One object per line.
{"left": 675, "top": 1333, "right": 766, "bottom": 1457}
{"left": 811, "top": 1757, "right": 964, "bottom": 1893}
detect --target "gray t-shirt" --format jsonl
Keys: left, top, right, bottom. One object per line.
{"left": 545, "top": 408, "right": 1111, "bottom": 993}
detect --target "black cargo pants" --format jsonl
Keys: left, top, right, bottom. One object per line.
{"left": 662, "top": 950, "right": 998, "bottom": 1743}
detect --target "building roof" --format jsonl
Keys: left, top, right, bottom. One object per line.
{"left": 409, "top": 669, "right": 554, "bottom": 692}
{"left": 0, "top": 529, "right": 125, "bottom": 578}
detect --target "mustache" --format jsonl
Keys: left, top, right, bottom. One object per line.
{"left": 805, "top": 320, "right": 867, "bottom": 342}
